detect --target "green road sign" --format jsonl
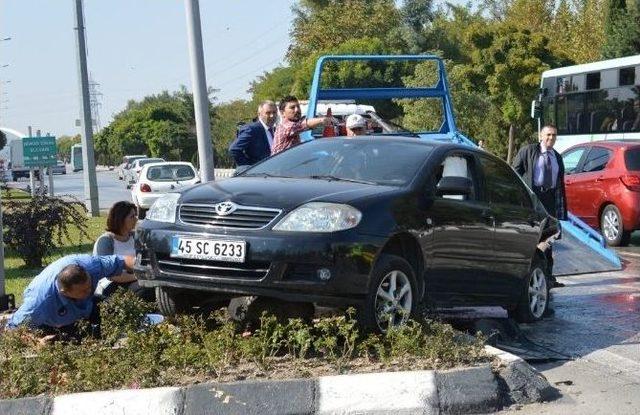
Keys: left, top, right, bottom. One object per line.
{"left": 23, "top": 136, "right": 57, "bottom": 167}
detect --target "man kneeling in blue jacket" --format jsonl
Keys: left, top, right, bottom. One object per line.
{"left": 6, "top": 254, "right": 136, "bottom": 340}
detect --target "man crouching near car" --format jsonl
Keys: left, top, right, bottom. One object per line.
{"left": 4, "top": 254, "right": 136, "bottom": 342}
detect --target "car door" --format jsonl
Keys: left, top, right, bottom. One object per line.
{"left": 561, "top": 146, "right": 589, "bottom": 217}
{"left": 426, "top": 151, "right": 496, "bottom": 302}
{"left": 478, "top": 154, "right": 541, "bottom": 298}
{"left": 566, "top": 146, "right": 613, "bottom": 227}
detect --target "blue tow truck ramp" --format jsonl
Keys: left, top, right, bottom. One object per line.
{"left": 302, "top": 54, "right": 622, "bottom": 276}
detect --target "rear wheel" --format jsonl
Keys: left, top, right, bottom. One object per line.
{"left": 156, "top": 287, "right": 189, "bottom": 316}
{"left": 359, "top": 254, "right": 418, "bottom": 333}
{"left": 511, "top": 256, "right": 549, "bottom": 323}
{"left": 601, "top": 204, "right": 630, "bottom": 247}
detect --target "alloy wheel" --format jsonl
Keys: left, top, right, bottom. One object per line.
{"left": 603, "top": 209, "right": 620, "bottom": 242}
{"left": 374, "top": 269, "right": 413, "bottom": 331}
{"left": 528, "top": 268, "right": 548, "bottom": 318}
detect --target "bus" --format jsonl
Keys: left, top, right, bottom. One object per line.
{"left": 534, "top": 54, "right": 640, "bottom": 152}
{"left": 71, "top": 143, "right": 83, "bottom": 172}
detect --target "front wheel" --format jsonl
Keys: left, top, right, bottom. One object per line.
{"left": 601, "top": 204, "right": 630, "bottom": 247}
{"left": 359, "top": 254, "right": 418, "bottom": 333}
{"left": 156, "top": 287, "right": 189, "bottom": 316}
{"left": 511, "top": 256, "right": 549, "bottom": 323}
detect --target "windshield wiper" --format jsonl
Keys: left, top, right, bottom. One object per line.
{"left": 309, "top": 175, "right": 376, "bottom": 185}
{"left": 242, "top": 172, "right": 292, "bottom": 178}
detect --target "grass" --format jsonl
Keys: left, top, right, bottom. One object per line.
{"left": 0, "top": 292, "right": 489, "bottom": 399}
{"left": 2, "top": 190, "right": 107, "bottom": 305}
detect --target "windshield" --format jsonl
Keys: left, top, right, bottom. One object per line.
{"left": 146, "top": 164, "right": 195, "bottom": 181}
{"left": 243, "top": 138, "right": 432, "bottom": 186}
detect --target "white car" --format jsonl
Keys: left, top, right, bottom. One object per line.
{"left": 125, "top": 157, "right": 165, "bottom": 188}
{"left": 117, "top": 154, "right": 147, "bottom": 180}
{"left": 131, "top": 162, "right": 199, "bottom": 218}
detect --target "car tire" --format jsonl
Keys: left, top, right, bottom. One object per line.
{"left": 600, "top": 204, "right": 630, "bottom": 247}
{"left": 156, "top": 286, "right": 189, "bottom": 316}
{"left": 359, "top": 254, "right": 418, "bottom": 333}
{"left": 511, "top": 254, "right": 549, "bottom": 323}
{"left": 138, "top": 208, "right": 147, "bottom": 220}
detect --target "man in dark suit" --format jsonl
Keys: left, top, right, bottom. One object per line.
{"left": 229, "top": 100, "right": 277, "bottom": 167}
{"left": 513, "top": 125, "right": 567, "bottom": 289}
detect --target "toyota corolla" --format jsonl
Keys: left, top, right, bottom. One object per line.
{"left": 134, "top": 137, "right": 558, "bottom": 331}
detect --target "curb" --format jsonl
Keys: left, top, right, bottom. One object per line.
{"left": 0, "top": 346, "right": 555, "bottom": 415}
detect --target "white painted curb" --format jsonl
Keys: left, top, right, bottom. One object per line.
{"left": 316, "top": 370, "right": 439, "bottom": 415}
{"left": 52, "top": 386, "right": 182, "bottom": 415}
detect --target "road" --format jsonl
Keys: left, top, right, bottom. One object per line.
{"left": 15, "top": 169, "right": 133, "bottom": 211}
{"left": 491, "top": 236, "right": 640, "bottom": 414}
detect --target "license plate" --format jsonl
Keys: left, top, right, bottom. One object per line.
{"left": 171, "top": 237, "right": 246, "bottom": 262}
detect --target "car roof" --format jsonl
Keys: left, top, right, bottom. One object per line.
{"left": 142, "top": 161, "right": 195, "bottom": 169}
{"left": 563, "top": 140, "right": 640, "bottom": 152}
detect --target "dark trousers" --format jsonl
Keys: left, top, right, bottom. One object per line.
{"left": 534, "top": 187, "right": 557, "bottom": 281}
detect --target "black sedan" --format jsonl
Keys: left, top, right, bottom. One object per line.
{"left": 134, "top": 137, "right": 558, "bottom": 331}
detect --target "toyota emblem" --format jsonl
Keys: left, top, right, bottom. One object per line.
{"left": 215, "top": 201, "right": 237, "bottom": 216}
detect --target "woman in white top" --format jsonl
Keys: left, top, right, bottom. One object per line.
{"left": 93, "top": 201, "right": 153, "bottom": 300}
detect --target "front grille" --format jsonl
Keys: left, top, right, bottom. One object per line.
{"left": 156, "top": 254, "right": 270, "bottom": 280}
{"left": 179, "top": 203, "right": 281, "bottom": 229}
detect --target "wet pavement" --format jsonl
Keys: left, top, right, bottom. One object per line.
{"left": 495, "top": 236, "right": 640, "bottom": 414}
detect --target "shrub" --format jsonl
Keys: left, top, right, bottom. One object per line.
{"left": 2, "top": 195, "right": 89, "bottom": 267}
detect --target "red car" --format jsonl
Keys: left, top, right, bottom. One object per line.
{"left": 561, "top": 140, "right": 640, "bottom": 246}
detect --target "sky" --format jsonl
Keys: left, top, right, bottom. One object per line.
{"left": 0, "top": 0, "right": 296, "bottom": 139}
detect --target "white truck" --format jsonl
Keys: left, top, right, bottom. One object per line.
{"left": 8, "top": 139, "right": 39, "bottom": 181}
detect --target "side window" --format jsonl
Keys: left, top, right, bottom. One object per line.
{"left": 433, "top": 154, "right": 477, "bottom": 201}
{"left": 581, "top": 147, "right": 612, "bottom": 172}
{"left": 562, "top": 147, "right": 587, "bottom": 174}
{"left": 479, "top": 155, "right": 532, "bottom": 208}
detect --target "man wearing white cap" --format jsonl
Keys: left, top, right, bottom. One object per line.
{"left": 345, "top": 114, "right": 367, "bottom": 137}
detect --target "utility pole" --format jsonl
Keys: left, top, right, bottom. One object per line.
{"left": 0, "top": 36, "right": 13, "bottom": 311}
{"left": 88, "top": 74, "right": 102, "bottom": 133}
{"left": 184, "top": 0, "right": 215, "bottom": 182}
{"left": 73, "top": 0, "right": 99, "bottom": 216}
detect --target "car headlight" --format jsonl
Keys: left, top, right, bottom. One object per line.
{"left": 146, "top": 193, "right": 180, "bottom": 223}
{"left": 273, "top": 202, "right": 362, "bottom": 232}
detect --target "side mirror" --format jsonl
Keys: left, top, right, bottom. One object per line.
{"left": 436, "top": 176, "right": 472, "bottom": 197}
{"left": 531, "top": 100, "right": 542, "bottom": 119}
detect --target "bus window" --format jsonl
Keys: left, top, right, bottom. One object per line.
{"left": 619, "top": 67, "right": 635, "bottom": 86}
{"left": 586, "top": 72, "right": 600, "bottom": 90}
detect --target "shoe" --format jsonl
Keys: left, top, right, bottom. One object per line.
{"left": 552, "top": 281, "right": 565, "bottom": 288}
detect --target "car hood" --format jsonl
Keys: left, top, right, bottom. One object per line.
{"left": 178, "top": 177, "right": 400, "bottom": 210}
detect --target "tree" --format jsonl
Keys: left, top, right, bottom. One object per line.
{"left": 249, "top": 66, "right": 296, "bottom": 103}
{"left": 56, "top": 134, "right": 81, "bottom": 162}
{"left": 457, "top": 25, "right": 564, "bottom": 161}
{"left": 602, "top": 0, "right": 640, "bottom": 58}
{"left": 288, "top": 0, "right": 401, "bottom": 64}
{"left": 210, "top": 100, "right": 256, "bottom": 168}
{"left": 0, "top": 130, "right": 6, "bottom": 152}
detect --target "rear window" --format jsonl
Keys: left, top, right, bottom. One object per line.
{"left": 624, "top": 148, "right": 640, "bottom": 171}
{"left": 146, "top": 165, "right": 195, "bottom": 181}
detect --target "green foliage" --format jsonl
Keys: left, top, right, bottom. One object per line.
{"left": 602, "top": 0, "right": 640, "bottom": 58}
{"left": 2, "top": 196, "right": 89, "bottom": 268}
{"left": 94, "top": 89, "right": 199, "bottom": 166}
{"left": 56, "top": 135, "right": 81, "bottom": 163}
{"left": 0, "top": 306, "right": 488, "bottom": 399}
{"left": 211, "top": 100, "right": 256, "bottom": 169}
{"left": 0, "top": 129, "right": 6, "bottom": 152}
{"left": 249, "top": 66, "right": 296, "bottom": 103}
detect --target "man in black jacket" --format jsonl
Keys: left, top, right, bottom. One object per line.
{"left": 513, "top": 125, "right": 566, "bottom": 288}
{"left": 229, "top": 100, "right": 277, "bottom": 167}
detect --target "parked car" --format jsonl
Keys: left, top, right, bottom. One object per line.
{"left": 46, "top": 161, "right": 66, "bottom": 175}
{"left": 131, "top": 162, "right": 199, "bottom": 219}
{"left": 124, "top": 157, "right": 165, "bottom": 189}
{"left": 134, "top": 137, "right": 558, "bottom": 332}
{"left": 117, "top": 154, "right": 147, "bottom": 180}
{"left": 561, "top": 140, "right": 640, "bottom": 246}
